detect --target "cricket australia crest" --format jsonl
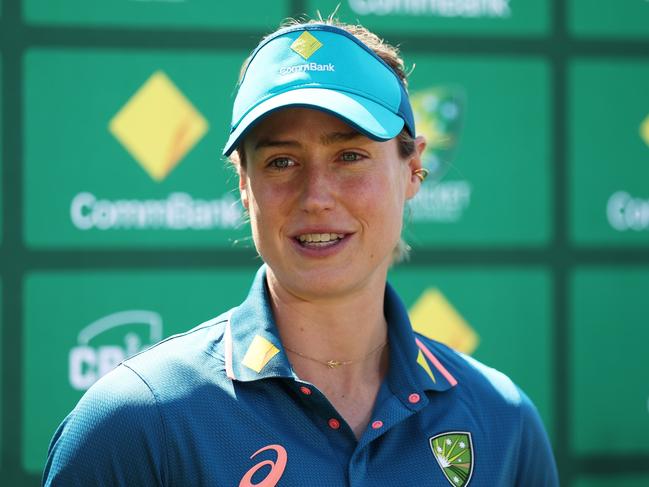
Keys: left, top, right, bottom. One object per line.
{"left": 410, "top": 86, "right": 465, "bottom": 182}
{"left": 429, "top": 431, "right": 474, "bottom": 486}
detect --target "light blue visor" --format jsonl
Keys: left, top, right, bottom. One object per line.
{"left": 222, "top": 24, "right": 415, "bottom": 157}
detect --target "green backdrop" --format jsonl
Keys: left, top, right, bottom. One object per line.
{"left": 1, "top": 0, "right": 648, "bottom": 485}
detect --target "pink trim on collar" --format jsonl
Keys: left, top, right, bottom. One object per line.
{"left": 415, "top": 338, "right": 458, "bottom": 387}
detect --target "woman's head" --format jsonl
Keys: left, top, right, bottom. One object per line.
{"left": 228, "top": 18, "right": 418, "bottom": 170}
{"left": 223, "top": 19, "right": 417, "bottom": 160}
{"left": 238, "top": 107, "right": 424, "bottom": 299}
{"left": 226, "top": 19, "right": 425, "bottom": 294}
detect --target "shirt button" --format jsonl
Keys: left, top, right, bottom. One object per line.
{"left": 371, "top": 420, "right": 384, "bottom": 429}
{"left": 299, "top": 386, "right": 312, "bottom": 395}
{"left": 328, "top": 418, "right": 340, "bottom": 430}
{"left": 408, "top": 393, "right": 421, "bottom": 404}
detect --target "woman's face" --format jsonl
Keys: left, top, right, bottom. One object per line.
{"left": 238, "top": 107, "right": 424, "bottom": 300}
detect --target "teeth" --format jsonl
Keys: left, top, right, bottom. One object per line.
{"left": 297, "top": 233, "right": 344, "bottom": 243}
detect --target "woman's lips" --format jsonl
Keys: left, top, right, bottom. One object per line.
{"left": 296, "top": 232, "right": 345, "bottom": 246}
{"left": 289, "top": 231, "right": 352, "bottom": 255}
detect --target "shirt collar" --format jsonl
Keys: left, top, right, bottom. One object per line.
{"left": 383, "top": 282, "right": 458, "bottom": 396}
{"left": 224, "top": 265, "right": 458, "bottom": 394}
{"left": 225, "top": 265, "right": 294, "bottom": 382}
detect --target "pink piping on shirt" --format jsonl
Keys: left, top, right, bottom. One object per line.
{"left": 415, "top": 338, "right": 458, "bottom": 387}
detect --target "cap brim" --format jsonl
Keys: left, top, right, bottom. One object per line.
{"left": 222, "top": 88, "right": 405, "bottom": 156}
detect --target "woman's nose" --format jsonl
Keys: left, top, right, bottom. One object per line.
{"left": 299, "top": 165, "right": 336, "bottom": 214}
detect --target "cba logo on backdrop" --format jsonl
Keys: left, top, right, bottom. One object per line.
{"left": 409, "top": 288, "right": 479, "bottom": 355}
{"left": 606, "top": 114, "right": 649, "bottom": 232}
{"left": 69, "top": 310, "right": 163, "bottom": 390}
{"left": 409, "top": 86, "right": 472, "bottom": 223}
{"left": 70, "top": 70, "right": 242, "bottom": 232}
{"left": 348, "top": 0, "right": 512, "bottom": 18}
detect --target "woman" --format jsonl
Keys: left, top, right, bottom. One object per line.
{"left": 44, "top": 19, "right": 558, "bottom": 486}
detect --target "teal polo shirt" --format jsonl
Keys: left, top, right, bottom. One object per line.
{"left": 44, "top": 265, "right": 558, "bottom": 486}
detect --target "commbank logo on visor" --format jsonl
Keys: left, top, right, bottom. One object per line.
{"left": 279, "top": 62, "right": 335, "bottom": 76}
{"left": 109, "top": 70, "right": 208, "bottom": 182}
{"left": 290, "top": 31, "right": 323, "bottom": 60}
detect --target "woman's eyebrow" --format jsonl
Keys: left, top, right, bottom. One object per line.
{"left": 253, "top": 131, "right": 364, "bottom": 150}
{"left": 253, "top": 138, "right": 301, "bottom": 151}
{"left": 320, "top": 131, "right": 364, "bottom": 145}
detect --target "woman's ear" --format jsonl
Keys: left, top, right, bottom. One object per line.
{"left": 235, "top": 155, "right": 250, "bottom": 211}
{"left": 406, "top": 135, "right": 427, "bottom": 200}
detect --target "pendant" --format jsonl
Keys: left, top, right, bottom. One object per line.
{"left": 327, "top": 360, "right": 342, "bottom": 368}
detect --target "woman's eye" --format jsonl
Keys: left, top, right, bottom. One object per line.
{"left": 269, "top": 157, "right": 293, "bottom": 170}
{"left": 340, "top": 152, "right": 362, "bottom": 162}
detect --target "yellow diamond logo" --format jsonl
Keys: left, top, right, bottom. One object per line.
{"left": 641, "top": 114, "right": 649, "bottom": 148}
{"left": 109, "top": 70, "right": 208, "bottom": 182}
{"left": 417, "top": 348, "right": 436, "bottom": 382}
{"left": 290, "top": 31, "right": 323, "bottom": 60}
{"left": 409, "top": 288, "right": 479, "bottom": 355}
{"left": 242, "top": 335, "right": 280, "bottom": 373}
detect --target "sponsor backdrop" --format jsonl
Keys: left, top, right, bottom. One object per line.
{"left": 23, "top": 0, "right": 289, "bottom": 29}
{"left": 0, "top": 0, "right": 647, "bottom": 485}
{"left": 569, "top": 0, "right": 649, "bottom": 39}
{"left": 25, "top": 50, "right": 247, "bottom": 247}
{"left": 22, "top": 270, "right": 257, "bottom": 472}
{"left": 307, "top": 0, "right": 549, "bottom": 36}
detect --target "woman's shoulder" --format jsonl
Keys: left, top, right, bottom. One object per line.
{"left": 43, "top": 362, "right": 167, "bottom": 485}
{"left": 121, "top": 309, "right": 236, "bottom": 396}
{"left": 44, "top": 310, "right": 238, "bottom": 485}
{"left": 126, "top": 310, "right": 232, "bottom": 369}
{"left": 66, "top": 308, "right": 235, "bottom": 415}
{"left": 413, "top": 334, "right": 558, "bottom": 484}
{"left": 414, "top": 333, "right": 529, "bottom": 409}
{"left": 67, "top": 308, "right": 236, "bottom": 419}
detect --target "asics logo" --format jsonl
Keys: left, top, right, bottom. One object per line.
{"left": 239, "top": 444, "right": 288, "bottom": 487}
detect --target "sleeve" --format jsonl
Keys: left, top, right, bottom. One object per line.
{"left": 514, "top": 390, "right": 559, "bottom": 487}
{"left": 42, "top": 364, "right": 167, "bottom": 487}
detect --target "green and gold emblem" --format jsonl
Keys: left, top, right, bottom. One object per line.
{"left": 429, "top": 431, "right": 474, "bottom": 486}
{"left": 410, "top": 86, "right": 465, "bottom": 181}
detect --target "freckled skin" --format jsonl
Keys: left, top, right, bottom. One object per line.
{"left": 238, "top": 108, "right": 425, "bottom": 303}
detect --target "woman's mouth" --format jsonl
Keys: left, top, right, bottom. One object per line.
{"left": 295, "top": 233, "right": 346, "bottom": 248}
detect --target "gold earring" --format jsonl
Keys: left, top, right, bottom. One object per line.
{"left": 413, "top": 168, "right": 430, "bottom": 182}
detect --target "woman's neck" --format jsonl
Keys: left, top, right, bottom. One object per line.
{"left": 267, "top": 270, "right": 388, "bottom": 370}
{"left": 266, "top": 269, "right": 390, "bottom": 438}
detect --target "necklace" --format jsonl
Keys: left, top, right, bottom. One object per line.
{"left": 283, "top": 340, "right": 388, "bottom": 369}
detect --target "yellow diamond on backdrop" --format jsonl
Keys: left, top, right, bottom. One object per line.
{"left": 242, "top": 335, "right": 280, "bottom": 373}
{"left": 290, "top": 31, "right": 322, "bottom": 60}
{"left": 641, "top": 114, "right": 649, "bottom": 148}
{"left": 109, "top": 70, "right": 208, "bottom": 182}
{"left": 409, "top": 288, "right": 479, "bottom": 355}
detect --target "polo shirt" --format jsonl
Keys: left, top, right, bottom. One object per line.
{"left": 43, "top": 265, "right": 558, "bottom": 486}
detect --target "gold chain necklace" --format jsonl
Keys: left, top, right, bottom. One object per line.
{"left": 283, "top": 340, "right": 388, "bottom": 369}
